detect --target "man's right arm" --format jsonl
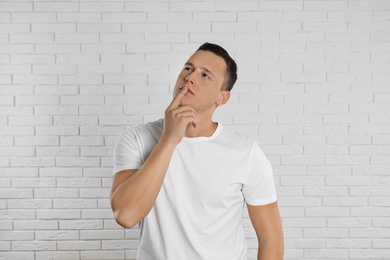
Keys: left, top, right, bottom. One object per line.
{"left": 110, "top": 86, "right": 196, "bottom": 229}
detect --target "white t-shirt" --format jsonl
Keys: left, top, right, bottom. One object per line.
{"left": 113, "top": 118, "right": 277, "bottom": 260}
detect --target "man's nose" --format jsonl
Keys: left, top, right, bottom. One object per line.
{"left": 185, "top": 72, "right": 195, "bottom": 85}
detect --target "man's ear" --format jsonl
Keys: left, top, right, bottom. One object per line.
{"left": 216, "top": 91, "right": 230, "bottom": 106}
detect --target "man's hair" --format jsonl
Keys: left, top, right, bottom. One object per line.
{"left": 196, "top": 42, "right": 237, "bottom": 92}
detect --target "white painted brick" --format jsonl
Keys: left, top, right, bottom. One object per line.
{"left": 55, "top": 33, "right": 99, "bottom": 43}
{"left": 9, "top": 116, "right": 52, "bottom": 126}
{"left": 35, "top": 252, "right": 79, "bottom": 260}
{"left": 80, "top": 126, "right": 123, "bottom": 136}
{"left": 12, "top": 178, "right": 55, "bottom": 188}
{"left": 258, "top": 21, "right": 301, "bottom": 32}
{"left": 145, "top": 32, "right": 188, "bottom": 43}
{"left": 59, "top": 75, "right": 102, "bottom": 85}
{"left": 215, "top": 1, "right": 258, "bottom": 11}
{"left": 32, "top": 23, "right": 76, "bottom": 33}
{"left": 0, "top": 24, "right": 30, "bottom": 33}
{"left": 7, "top": 199, "right": 52, "bottom": 209}
{"left": 190, "top": 32, "right": 234, "bottom": 42}
{"left": 80, "top": 230, "right": 124, "bottom": 240}
{"left": 283, "top": 218, "right": 326, "bottom": 228}
{"left": 14, "top": 75, "right": 57, "bottom": 85}
{"left": 35, "top": 189, "right": 79, "bottom": 199}
{"left": 81, "top": 251, "right": 124, "bottom": 260}
{"left": 11, "top": 54, "right": 55, "bottom": 64}
{"left": 10, "top": 34, "right": 54, "bottom": 44}
{"left": 236, "top": 32, "right": 278, "bottom": 42}
{"left": 12, "top": 241, "right": 56, "bottom": 251}
{"left": 103, "top": 12, "right": 146, "bottom": 23}
{"left": 58, "top": 241, "right": 100, "bottom": 250}
{"left": 82, "top": 43, "right": 126, "bottom": 54}
{"left": 84, "top": 168, "right": 113, "bottom": 178}
{"left": 81, "top": 209, "right": 113, "bottom": 219}
{"left": 80, "top": 86, "right": 123, "bottom": 95}
{"left": 238, "top": 11, "right": 281, "bottom": 22}
{"left": 0, "top": 241, "right": 10, "bottom": 250}
{"left": 0, "top": 252, "right": 34, "bottom": 260}
{"left": 125, "top": 2, "right": 169, "bottom": 12}
{"left": 0, "top": 188, "right": 32, "bottom": 199}
{"left": 373, "top": 239, "right": 390, "bottom": 248}
{"left": 0, "top": 2, "right": 32, "bottom": 11}
{"left": 57, "top": 12, "right": 101, "bottom": 22}
{"left": 213, "top": 22, "right": 256, "bottom": 33}
{"left": 35, "top": 230, "right": 79, "bottom": 240}
{"left": 12, "top": 13, "right": 55, "bottom": 22}
{"left": 35, "top": 126, "right": 78, "bottom": 136}
{"left": 102, "top": 239, "right": 138, "bottom": 250}
{"left": 283, "top": 11, "right": 326, "bottom": 21}
{"left": 104, "top": 75, "right": 147, "bottom": 84}
{"left": 124, "top": 23, "right": 166, "bottom": 33}
{"left": 35, "top": 44, "right": 80, "bottom": 54}
{"left": 53, "top": 199, "right": 97, "bottom": 210}
{"left": 80, "top": 2, "right": 124, "bottom": 12}
{"left": 78, "top": 23, "right": 121, "bottom": 33}
{"left": 0, "top": 44, "right": 34, "bottom": 54}
{"left": 195, "top": 12, "right": 237, "bottom": 22}
{"left": 37, "top": 148, "right": 78, "bottom": 160}
{"left": 59, "top": 220, "right": 102, "bottom": 230}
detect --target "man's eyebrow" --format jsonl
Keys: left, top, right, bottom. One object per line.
{"left": 185, "top": 62, "right": 216, "bottom": 78}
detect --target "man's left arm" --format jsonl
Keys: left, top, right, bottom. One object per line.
{"left": 247, "top": 201, "right": 284, "bottom": 260}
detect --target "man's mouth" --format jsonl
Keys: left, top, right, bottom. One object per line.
{"left": 181, "top": 87, "right": 195, "bottom": 95}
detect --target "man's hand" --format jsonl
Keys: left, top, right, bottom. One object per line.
{"left": 161, "top": 86, "right": 198, "bottom": 145}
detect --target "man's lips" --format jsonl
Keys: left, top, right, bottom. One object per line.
{"left": 181, "top": 87, "right": 195, "bottom": 95}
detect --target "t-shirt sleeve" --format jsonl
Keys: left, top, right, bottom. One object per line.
{"left": 242, "top": 141, "right": 277, "bottom": 206}
{"left": 113, "top": 127, "right": 143, "bottom": 175}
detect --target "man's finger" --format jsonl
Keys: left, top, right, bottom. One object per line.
{"left": 168, "top": 86, "right": 188, "bottom": 110}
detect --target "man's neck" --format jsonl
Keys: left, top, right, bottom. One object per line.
{"left": 184, "top": 120, "right": 218, "bottom": 138}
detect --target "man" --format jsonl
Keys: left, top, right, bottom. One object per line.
{"left": 110, "top": 42, "right": 284, "bottom": 260}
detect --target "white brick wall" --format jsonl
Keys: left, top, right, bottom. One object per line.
{"left": 1, "top": 0, "right": 389, "bottom": 259}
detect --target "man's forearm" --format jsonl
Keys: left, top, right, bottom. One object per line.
{"left": 257, "top": 238, "right": 284, "bottom": 260}
{"left": 111, "top": 138, "right": 177, "bottom": 228}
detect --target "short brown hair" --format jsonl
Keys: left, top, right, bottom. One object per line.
{"left": 196, "top": 42, "right": 237, "bottom": 92}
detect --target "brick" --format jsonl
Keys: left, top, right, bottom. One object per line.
{"left": 35, "top": 230, "right": 79, "bottom": 240}
{"left": 58, "top": 241, "right": 100, "bottom": 250}
{"left": 10, "top": 34, "right": 54, "bottom": 44}
{"left": 0, "top": 188, "right": 32, "bottom": 199}
{"left": 59, "top": 220, "right": 102, "bottom": 230}
{"left": 7, "top": 199, "right": 51, "bottom": 209}
{"left": 35, "top": 251, "right": 79, "bottom": 260}
{"left": 124, "top": 23, "right": 166, "bottom": 33}
{"left": 81, "top": 251, "right": 124, "bottom": 260}
{"left": 103, "top": 12, "right": 146, "bottom": 23}
{"left": 35, "top": 189, "right": 79, "bottom": 199}
{"left": 80, "top": 2, "right": 124, "bottom": 12}
{"left": 55, "top": 33, "right": 99, "bottom": 43}
{"left": 125, "top": 2, "right": 168, "bottom": 12}
{"left": 215, "top": 1, "right": 258, "bottom": 11}
{"left": 58, "top": 13, "right": 101, "bottom": 22}
{"left": 12, "top": 241, "right": 56, "bottom": 251}
{"left": 283, "top": 11, "right": 326, "bottom": 21}
{"left": 0, "top": 252, "right": 34, "bottom": 260}
{"left": 80, "top": 230, "right": 124, "bottom": 240}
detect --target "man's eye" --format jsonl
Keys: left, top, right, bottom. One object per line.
{"left": 184, "top": 67, "right": 191, "bottom": 71}
{"left": 203, "top": 74, "right": 210, "bottom": 79}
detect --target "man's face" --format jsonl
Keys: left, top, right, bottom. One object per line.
{"left": 173, "top": 50, "right": 228, "bottom": 113}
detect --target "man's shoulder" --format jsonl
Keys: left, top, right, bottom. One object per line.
{"left": 119, "top": 118, "right": 164, "bottom": 142}
{"left": 219, "top": 123, "right": 257, "bottom": 149}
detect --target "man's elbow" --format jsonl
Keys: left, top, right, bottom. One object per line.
{"left": 113, "top": 208, "right": 138, "bottom": 229}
